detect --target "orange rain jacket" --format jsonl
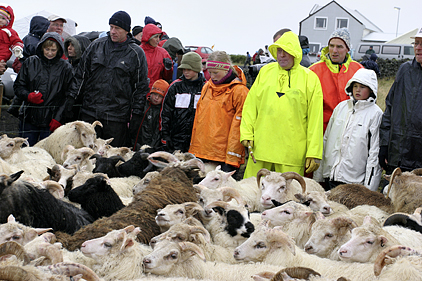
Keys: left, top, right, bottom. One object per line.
{"left": 189, "top": 66, "right": 248, "bottom": 168}
{"left": 309, "top": 47, "right": 363, "bottom": 131}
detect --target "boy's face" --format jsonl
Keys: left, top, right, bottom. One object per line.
{"left": 352, "top": 82, "right": 371, "bottom": 100}
{"left": 43, "top": 44, "right": 58, "bottom": 60}
{"left": 150, "top": 92, "right": 164, "bottom": 105}
{"left": 0, "top": 15, "right": 8, "bottom": 27}
{"left": 183, "top": 69, "right": 199, "bottom": 81}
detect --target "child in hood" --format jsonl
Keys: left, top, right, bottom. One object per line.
{"left": 314, "top": 68, "right": 383, "bottom": 191}
{"left": 0, "top": 4, "right": 24, "bottom": 61}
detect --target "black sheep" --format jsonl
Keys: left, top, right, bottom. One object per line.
{"left": 0, "top": 171, "right": 94, "bottom": 234}
{"left": 68, "top": 175, "right": 124, "bottom": 220}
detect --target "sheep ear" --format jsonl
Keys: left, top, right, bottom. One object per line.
{"left": 123, "top": 225, "right": 135, "bottom": 233}
{"left": 90, "top": 154, "right": 102, "bottom": 160}
{"left": 271, "top": 199, "right": 283, "bottom": 207}
{"left": 314, "top": 211, "right": 325, "bottom": 220}
{"left": 379, "top": 235, "right": 388, "bottom": 247}
{"left": 7, "top": 214, "right": 16, "bottom": 223}
{"left": 216, "top": 165, "right": 222, "bottom": 171}
{"left": 9, "top": 170, "right": 24, "bottom": 184}
{"left": 294, "top": 193, "right": 305, "bottom": 202}
{"left": 25, "top": 229, "right": 39, "bottom": 242}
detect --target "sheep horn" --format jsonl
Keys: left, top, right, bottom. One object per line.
{"left": 193, "top": 184, "right": 208, "bottom": 192}
{"left": 142, "top": 161, "right": 154, "bottom": 173}
{"left": 91, "top": 120, "right": 103, "bottom": 129}
{"left": 219, "top": 186, "right": 246, "bottom": 205}
{"left": 267, "top": 228, "right": 296, "bottom": 256}
{"left": 0, "top": 266, "right": 38, "bottom": 281}
{"left": 330, "top": 216, "right": 358, "bottom": 229}
{"left": 182, "top": 158, "right": 205, "bottom": 172}
{"left": 61, "top": 144, "right": 75, "bottom": 161}
{"left": 374, "top": 245, "right": 422, "bottom": 276}
{"left": 252, "top": 271, "right": 276, "bottom": 280}
{"left": 189, "top": 226, "right": 211, "bottom": 243}
{"left": 411, "top": 168, "right": 422, "bottom": 176}
{"left": 148, "top": 151, "right": 180, "bottom": 167}
{"left": 123, "top": 225, "right": 135, "bottom": 233}
{"left": 37, "top": 243, "right": 64, "bottom": 264}
{"left": 179, "top": 242, "right": 206, "bottom": 262}
{"left": 281, "top": 267, "right": 321, "bottom": 279}
{"left": 14, "top": 137, "right": 29, "bottom": 148}
{"left": 0, "top": 241, "right": 31, "bottom": 265}
{"left": 256, "top": 168, "right": 271, "bottom": 189}
{"left": 45, "top": 262, "right": 101, "bottom": 281}
{"left": 386, "top": 167, "right": 402, "bottom": 199}
{"left": 282, "top": 172, "right": 306, "bottom": 194}
{"left": 41, "top": 180, "right": 65, "bottom": 199}
{"left": 205, "top": 200, "right": 230, "bottom": 210}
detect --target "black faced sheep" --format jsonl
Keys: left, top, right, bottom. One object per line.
{"left": 67, "top": 175, "right": 125, "bottom": 220}
{"left": 0, "top": 171, "right": 94, "bottom": 234}
{"left": 55, "top": 163, "right": 202, "bottom": 251}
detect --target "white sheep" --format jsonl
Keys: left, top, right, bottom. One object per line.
{"left": 155, "top": 202, "right": 204, "bottom": 233}
{"left": 198, "top": 166, "right": 261, "bottom": 212}
{"left": 80, "top": 225, "right": 151, "bottom": 280}
{"left": 133, "top": 171, "right": 160, "bottom": 195}
{"left": 35, "top": 120, "right": 102, "bottom": 164}
{"left": 338, "top": 215, "right": 422, "bottom": 263}
{"left": 233, "top": 221, "right": 422, "bottom": 281}
{"left": 260, "top": 200, "right": 316, "bottom": 248}
{"left": 257, "top": 168, "right": 324, "bottom": 209}
{"left": 61, "top": 145, "right": 95, "bottom": 172}
{"left": 0, "top": 214, "right": 52, "bottom": 245}
{"left": 295, "top": 191, "right": 349, "bottom": 215}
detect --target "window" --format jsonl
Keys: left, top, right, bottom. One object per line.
{"left": 336, "top": 18, "right": 348, "bottom": 29}
{"left": 358, "top": 45, "right": 380, "bottom": 54}
{"left": 382, "top": 45, "right": 400, "bottom": 55}
{"left": 404, "top": 46, "right": 415, "bottom": 56}
{"left": 308, "top": 43, "right": 321, "bottom": 55}
{"left": 315, "top": 17, "right": 327, "bottom": 30}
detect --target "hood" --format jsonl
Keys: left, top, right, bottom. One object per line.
{"left": 64, "top": 35, "right": 91, "bottom": 59}
{"left": 141, "top": 24, "right": 162, "bottom": 44}
{"left": 345, "top": 68, "right": 378, "bottom": 101}
{"left": 29, "top": 16, "right": 50, "bottom": 38}
{"left": 162, "top": 37, "right": 184, "bottom": 59}
{"left": 0, "top": 4, "right": 14, "bottom": 27}
{"left": 370, "top": 53, "right": 378, "bottom": 61}
{"left": 268, "top": 31, "right": 302, "bottom": 69}
{"left": 36, "top": 32, "right": 65, "bottom": 61}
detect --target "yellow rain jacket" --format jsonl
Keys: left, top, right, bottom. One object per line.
{"left": 240, "top": 31, "right": 323, "bottom": 167}
{"left": 189, "top": 65, "right": 248, "bottom": 168}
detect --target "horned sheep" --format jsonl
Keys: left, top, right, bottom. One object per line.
{"left": 34, "top": 120, "right": 102, "bottom": 164}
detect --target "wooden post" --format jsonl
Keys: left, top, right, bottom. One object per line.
{"left": 0, "top": 80, "right": 3, "bottom": 115}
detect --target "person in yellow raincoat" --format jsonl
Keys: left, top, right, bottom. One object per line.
{"left": 189, "top": 51, "right": 249, "bottom": 174}
{"left": 240, "top": 31, "right": 323, "bottom": 178}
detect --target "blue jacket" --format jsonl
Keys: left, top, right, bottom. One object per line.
{"left": 21, "top": 16, "right": 50, "bottom": 61}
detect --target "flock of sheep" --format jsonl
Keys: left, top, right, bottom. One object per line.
{"left": 1, "top": 120, "right": 422, "bottom": 281}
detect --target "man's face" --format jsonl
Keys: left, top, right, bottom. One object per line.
{"left": 134, "top": 32, "right": 143, "bottom": 41}
{"left": 277, "top": 48, "right": 294, "bottom": 70}
{"left": 48, "top": 20, "right": 64, "bottom": 35}
{"left": 328, "top": 38, "right": 348, "bottom": 63}
{"left": 109, "top": 24, "right": 128, "bottom": 43}
{"left": 414, "top": 37, "right": 422, "bottom": 64}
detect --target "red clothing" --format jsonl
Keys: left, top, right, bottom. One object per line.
{"left": 310, "top": 49, "right": 363, "bottom": 132}
{"left": 0, "top": 4, "right": 23, "bottom": 61}
{"left": 141, "top": 24, "right": 173, "bottom": 89}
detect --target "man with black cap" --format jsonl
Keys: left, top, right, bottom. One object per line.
{"left": 132, "top": 25, "right": 143, "bottom": 44}
{"left": 62, "top": 10, "right": 149, "bottom": 147}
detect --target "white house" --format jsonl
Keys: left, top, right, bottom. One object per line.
{"left": 299, "top": 0, "right": 395, "bottom": 55}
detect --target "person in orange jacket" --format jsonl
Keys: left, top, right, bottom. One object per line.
{"left": 309, "top": 28, "right": 363, "bottom": 132}
{"left": 189, "top": 51, "right": 249, "bottom": 174}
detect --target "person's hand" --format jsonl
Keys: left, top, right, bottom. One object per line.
{"left": 378, "top": 146, "right": 388, "bottom": 170}
{"left": 49, "top": 119, "right": 62, "bottom": 132}
{"left": 163, "top": 58, "right": 173, "bottom": 70}
{"left": 64, "top": 97, "right": 75, "bottom": 119}
{"left": 0, "top": 60, "right": 6, "bottom": 75}
{"left": 27, "top": 91, "right": 44, "bottom": 104}
{"left": 13, "top": 46, "right": 24, "bottom": 59}
{"left": 241, "top": 140, "right": 254, "bottom": 148}
{"left": 305, "top": 157, "right": 320, "bottom": 173}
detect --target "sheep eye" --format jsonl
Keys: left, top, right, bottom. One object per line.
{"left": 7, "top": 143, "right": 14, "bottom": 147}
{"left": 282, "top": 210, "right": 291, "bottom": 215}
{"left": 325, "top": 233, "right": 333, "bottom": 238}
{"left": 366, "top": 240, "right": 374, "bottom": 245}
{"left": 177, "top": 210, "right": 184, "bottom": 214}
{"left": 82, "top": 133, "right": 86, "bottom": 138}
{"left": 12, "top": 235, "right": 21, "bottom": 240}
{"left": 76, "top": 157, "right": 82, "bottom": 161}
{"left": 212, "top": 177, "right": 219, "bottom": 182}
{"left": 255, "top": 242, "right": 266, "bottom": 249}
{"left": 103, "top": 242, "right": 112, "bottom": 248}
{"left": 169, "top": 252, "right": 178, "bottom": 259}
{"left": 176, "top": 235, "right": 185, "bottom": 241}
{"left": 144, "top": 179, "right": 150, "bottom": 184}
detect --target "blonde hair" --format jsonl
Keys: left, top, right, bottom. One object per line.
{"left": 207, "top": 51, "right": 236, "bottom": 74}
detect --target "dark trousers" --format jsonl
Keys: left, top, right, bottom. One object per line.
{"left": 80, "top": 113, "right": 129, "bottom": 147}
{"left": 324, "top": 178, "right": 345, "bottom": 191}
{"left": 20, "top": 121, "right": 51, "bottom": 146}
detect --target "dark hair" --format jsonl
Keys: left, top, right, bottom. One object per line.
{"left": 273, "top": 28, "right": 292, "bottom": 41}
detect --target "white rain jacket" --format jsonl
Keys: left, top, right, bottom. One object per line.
{"left": 314, "top": 69, "right": 383, "bottom": 191}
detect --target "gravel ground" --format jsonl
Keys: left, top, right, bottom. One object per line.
{"left": 0, "top": 105, "right": 19, "bottom": 137}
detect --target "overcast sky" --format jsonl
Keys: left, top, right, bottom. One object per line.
{"left": 11, "top": 0, "right": 418, "bottom": 55}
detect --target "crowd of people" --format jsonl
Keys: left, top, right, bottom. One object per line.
{"left": 2, "top": 4, "right": 422, "bottom": 192}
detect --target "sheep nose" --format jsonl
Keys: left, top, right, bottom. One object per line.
{"left": 339, "top": 249, "right": 347, "bottom": 256}
{"left": 323, "top": 206, "right": 332, "bottom": 214}
{"left": 143, "top": 258, "right": 151, "bottom": 264}
{"left": 304, "top": 244, "right": 313, "bottom": 253}
{"left": 89, "top": 144, "right": 95, "bottom": 149}
{"left": 262, "top": 211, "right": 267, "bottom": 217}
{"left": 233, "top": 250, "right": 239, "bottom": 257}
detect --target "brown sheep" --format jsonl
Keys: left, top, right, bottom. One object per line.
{"left": 55, "top": 165, "right": 199, "bottom": 250}
{"left": 327, "top": 183, "right": 394, "bottom": 213}
{"left": 385, "top": 167, "right": 422, "bottom": 213}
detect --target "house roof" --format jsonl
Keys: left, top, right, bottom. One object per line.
{"left": 300, "top": 0, "right": 383, "bottom": 33}
{"left": 385, "top": 28, "right": 418, "bottom": 44}
{"left": 361, "top": 32, "right": 396, "bottom": 42}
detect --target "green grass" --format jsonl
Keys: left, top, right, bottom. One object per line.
{"left": 376, "top": 77, "right": 394, "bottom": 112}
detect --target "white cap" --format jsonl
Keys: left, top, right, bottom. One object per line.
{"left": 410, "top": 27, "right": 422, "bottom": 39}
{"left": 48, "top": 14, "right": 67, "bottom": 23}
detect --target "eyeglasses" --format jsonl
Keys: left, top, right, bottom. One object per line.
{"left": 51, "top": 23, "right": 64, "bottom": 28}
{"left": 412, "top": 42, "right": 422, "bottom": 47}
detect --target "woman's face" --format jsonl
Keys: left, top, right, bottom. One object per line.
{"left": 43, "top": 44, "right": 58, "bottom": 60}
{"left": 209, "top": 69, "right": 228, "bottom": 83}
{"left": 148, "top": 34, "right": 161, "bottom": 48}
{"left": 67, "top": 42, "right": 75, "bottom": 57}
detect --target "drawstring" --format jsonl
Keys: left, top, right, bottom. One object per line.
{"left": 133, "top": 103, "right": 151, "bottom": 151}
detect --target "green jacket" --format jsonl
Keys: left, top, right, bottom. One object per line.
{"left": 240, "top": 31, "right": 323, "bottom": 166}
